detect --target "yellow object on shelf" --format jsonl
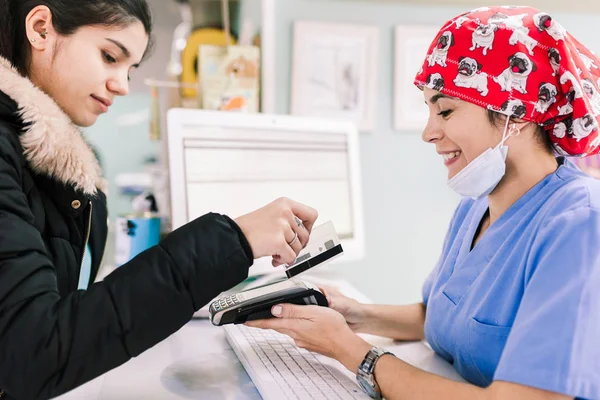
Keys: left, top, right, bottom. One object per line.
{"left": 180, "top": 28, "right": 237, "bottom": 99}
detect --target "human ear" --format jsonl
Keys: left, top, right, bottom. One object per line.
{"left": 512, "top": 120, "right": 539, "bottom": 137}
{"left": 25, "top": 5, "right": 54, "bottom": 51}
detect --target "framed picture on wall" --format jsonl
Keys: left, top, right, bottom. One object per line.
{"left": 291, "top": 21, "right": 380, "bottom": 132}
{"left": 394, "top": 25, "right": 439, "bottom": 132}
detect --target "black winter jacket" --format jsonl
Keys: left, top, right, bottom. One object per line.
{"left": 0, "top": 57, "right": 253, "bottom": 399}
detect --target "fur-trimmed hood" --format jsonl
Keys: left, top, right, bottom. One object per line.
{"left": 0, "top": 56, "right": 106, "bottom": 195}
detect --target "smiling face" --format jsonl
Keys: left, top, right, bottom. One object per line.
{"left": 28, "top": 22, "right": 148, "bottom": 127}
{"left": 421, "top": 87, "right": 505, "bottom": 179}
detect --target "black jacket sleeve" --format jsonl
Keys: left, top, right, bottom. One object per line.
{"left": 0, "top": 134, "right": 253, "bottom": 399}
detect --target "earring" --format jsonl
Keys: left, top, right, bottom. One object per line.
{"left": 40, "top": 29, "right": 48, "bottom": 39}
{"left": 509, "top": 123, "right": 521, "bottom": 136}
{"left": 30, "top": 37, "right": 36, "bottom": 43}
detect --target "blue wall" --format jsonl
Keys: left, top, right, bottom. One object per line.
{"left": 86, "top": 0, "right": 600, "bottom": 304}
{"left": 270, "top": 1, "right": 600, "bottom": 304}
{"left": 83, "top": 94, "right": 160, "bottom": 220}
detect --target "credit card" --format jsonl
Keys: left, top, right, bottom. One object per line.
{"left": 285, "top": 221, "right": 344, "bottom": 278}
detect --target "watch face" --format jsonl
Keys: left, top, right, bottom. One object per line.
{"left": 357, "top": 375, "right": 377, "bottom": 398}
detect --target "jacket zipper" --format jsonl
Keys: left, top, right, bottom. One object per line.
{"left": 97, "top": 232, "right": 107, "bottom": 273}
{"left": 95, "top": 215, "right": 108, "bottom": 278}
{"left": 82, "top": 201, "right": 110, "bottom": 284}
{"left": 101, "top": 206, "right": 110, "bottom": 270}
{"left": 79, "top": 201, "right": 93, "bottom": 272}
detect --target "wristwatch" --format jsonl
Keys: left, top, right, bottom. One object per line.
{"left": 356, "top": 346, "right": 394, "bottom": 399}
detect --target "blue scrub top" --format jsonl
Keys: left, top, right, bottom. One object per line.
{"left": 422, "top": 158, "right": 600, "bottom": 399}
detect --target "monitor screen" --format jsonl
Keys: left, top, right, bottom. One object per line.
{"left": 181, "top": 126, "right": 355, "bottom": 240}
{"left": 167, "top": 109, "right": 364, "bottom": 276}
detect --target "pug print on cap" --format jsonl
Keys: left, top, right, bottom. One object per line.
{"left": 500, "top": 99, "right": 527, "bottom": 118}
{"left": 533, "top": 12, "right": 566, "bottom": 41}
{"left": 572, "top": 114, "right": 599, "bottom": 141}
{"left": 454, "top": 57, "right": 489, "bottom": 96}
{"left": 427, "top": 31, "right": 454, "bottom": 67}
{"left": 508, "top": 25, "right": 538, "bottom": 56}
{"left": 425, "top": 73, "right": 445, "bottom": 91}
{"left": 558, "top": 88, "right": 576, "bottom": 116}
{"left": 455, "top": 16, "right": 469, "bottom": 29}
{"left": 553, "top": 119, "right": 570, "bottom": 139}
{"left": 577, "top": 49, "right": 599, "bottom": 71}
{"left": 488, "top": 12, "right": 527, "bottom": 29}
{"left": 582, "top": 79, "right": 600, "bottom": 115}
{"left": 560, "top": 71, "right": 584, "bottom": 99}
{"left": 535, "top": 82, "right": 558, "bottom": 113}
{"left": 495, "top": 52, "right": 536, "bottom": 94}
{"left": 548, "top": 48, "right": 561, "bottom": 76}
{"left": 470, "top": 21, "right": 498, "bottom": 55}
{"left": 414, "top": 5, "right": 600, "bottom": 156}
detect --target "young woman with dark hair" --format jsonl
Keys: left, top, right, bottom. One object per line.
{"left": 0, "top": 2, "right": 318, "bottom": 398}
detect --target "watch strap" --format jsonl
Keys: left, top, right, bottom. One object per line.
{"left": 357, "top": 346, "right": 393, "bottom": 398}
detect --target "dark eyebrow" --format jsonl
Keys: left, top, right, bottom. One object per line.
{"left": 426, "top": 93, "right": 455, "bottom": 105}
{"left": 105, "top": 38, "right": 140, "bottom": 68}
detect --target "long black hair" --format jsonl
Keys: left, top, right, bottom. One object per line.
{"left": 0, "top": 0, "right": 154, "bottom": 75}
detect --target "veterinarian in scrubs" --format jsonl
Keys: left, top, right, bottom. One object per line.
{"left": 248, "top": 6, "right": 600, "bottom": 399}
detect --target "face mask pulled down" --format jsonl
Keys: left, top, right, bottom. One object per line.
{"left": 447, "top": 117, "right": 518, "bottom": 200}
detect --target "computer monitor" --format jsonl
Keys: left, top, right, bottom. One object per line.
{"left": 167, "top": 108, "right": 365, "bottom": 276}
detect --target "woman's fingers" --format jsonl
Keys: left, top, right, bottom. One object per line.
{"left": 233, "top": 197, "right": 318, "bottom": 266}
{"left": 287, "top": 199, "right": 318, "bottom": 233}
{"left": 289, "top": 213, "right": 310, "bottom": 249}
{"left": 285, "top": 225, "right": 303, "bottom": 255}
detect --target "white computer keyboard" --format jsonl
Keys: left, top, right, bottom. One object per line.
{"left": 225, "top": 324, "right": 370, "bottom": 399}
